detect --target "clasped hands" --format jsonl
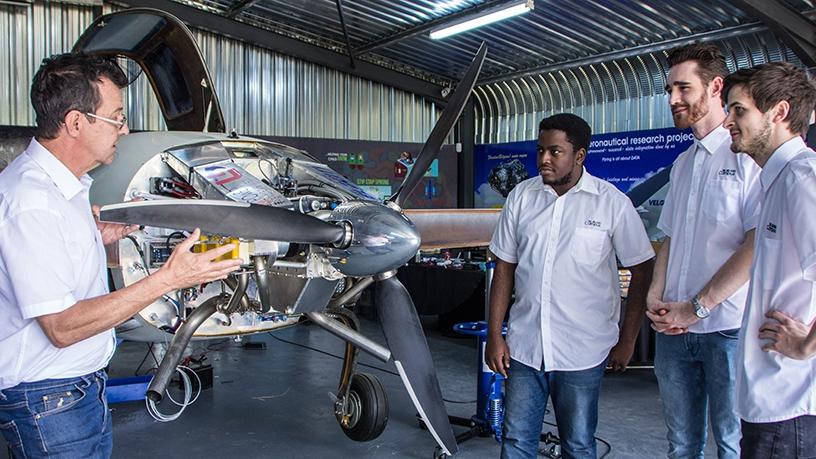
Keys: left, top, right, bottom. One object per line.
{"left": 645, "top": 297, "right": 698, "bottom": 335}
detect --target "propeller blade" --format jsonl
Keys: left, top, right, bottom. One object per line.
{"left": 100, "top": 199, "right": 346, "bottom": 245}
{"left": 404, "top": 208, "right": 500, "bottom": 250}
{"left": 391, "top": 43, "right": 487, "bottom": 206}
{"left": 375, "top": 275, "right": 457, "bottom": 456}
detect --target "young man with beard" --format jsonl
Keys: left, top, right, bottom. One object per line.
{"left": 0, "top": 53, "right": 243, "bottom": 458}
{"left": 645, "top": 43, "right": 762, "bottom": 458}
{"left": 486, "top": 113, "right": 654, "bottom": 458}
{"left": 722, "top": 62, "right": 816, "bottom": 458}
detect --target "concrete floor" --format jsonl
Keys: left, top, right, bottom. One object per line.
{"left": 2, "top": 315, "right": 718, "bottom": 458}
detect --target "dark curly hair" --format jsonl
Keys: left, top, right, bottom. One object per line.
{"left": 538, "top": 113, "right": 591, "bottom": 152}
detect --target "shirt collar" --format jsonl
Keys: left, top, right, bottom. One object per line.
{"left": 26, "top": 138, "right": 92, "bottom": 200}
{"left": 760, "top": 136, "right": 808, "bottom": 191}
{"left": 534, "top": 166, "right": 600, "bottom": 196}
{"left": 695, "top": 125, "right": 730, "bottom": 155}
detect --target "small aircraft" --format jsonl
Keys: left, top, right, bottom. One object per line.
{"left": 80, "top": 8, "right": 497, "bottom": 457}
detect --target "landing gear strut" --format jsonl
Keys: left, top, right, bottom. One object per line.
{"left": 329, "top": 307, "right": 390, "bottom": 442}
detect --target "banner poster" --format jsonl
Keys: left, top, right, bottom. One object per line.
{"left": 260, "top": 136, "right": 457, "bottom": 209}
{"left": 474, "top": 127, "right": 695, "bottom": 239}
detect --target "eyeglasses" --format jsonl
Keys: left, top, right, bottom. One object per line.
{"left": 85, "top": 112, "right": 127, "bottom": 129}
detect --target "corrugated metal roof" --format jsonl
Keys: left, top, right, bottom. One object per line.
{"left": 173, "top": 0, "right": 813, "bottom": 84}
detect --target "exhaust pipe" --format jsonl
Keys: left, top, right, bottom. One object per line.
{"left": 146, "top": 295, "right": 223, "bottom": 402}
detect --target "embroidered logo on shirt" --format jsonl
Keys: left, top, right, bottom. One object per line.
{"left": 648, "top": 199, "right": 664, "bottom": 206}
{"left": 766, "top": 222, "right": 777, "bottom": 233}
{"left": 718, "top": 169, "right": 736, "bottom": 177}
{"left": 584, "top": 219, "right": 602, "bottom": 227}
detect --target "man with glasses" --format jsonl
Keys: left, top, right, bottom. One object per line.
{"left": 0, "top": 53, "right": 243, "bottom": 458}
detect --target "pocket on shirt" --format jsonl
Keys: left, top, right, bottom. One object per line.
{"left": 702, "top": 179, "right": 740, "bottom": 222}
{"left": 570, "top": 227, "right": 610, "bottom": 265}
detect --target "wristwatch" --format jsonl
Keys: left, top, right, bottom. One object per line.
{"left": 692, "top": 295, "right": 710, "bottom": 319}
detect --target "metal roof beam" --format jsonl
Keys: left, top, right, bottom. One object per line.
{"left": 479, "top": 21, "right": 769, "bottom": 85}
{"left": 335, "top": 0, "right": 357, "bottom": 68}
{"left": 355, "top": 0, "right": 515, "bottom": 55}
{"left": 225, "top": 0, "right": 260, "bottom": 19}
{"left": 120, "top": 0, "right": 446, "bottom": 103}
{"left": 729, "top": 0, "right": 816, "bottom": 67}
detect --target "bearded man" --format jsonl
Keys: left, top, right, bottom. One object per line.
{"left": 645, "top": 43, "right": 762, "bottom": 458}
{"left": 723, "top": 61, "right": 816, "bottom": 459}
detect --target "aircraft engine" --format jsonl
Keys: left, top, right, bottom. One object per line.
{"left": 91, "top": 131, "right": 387, "bottom": 342}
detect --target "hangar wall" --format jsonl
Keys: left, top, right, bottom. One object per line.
{"left": 474, "top": 31, "right": 804, "bottom": 144}
{"left": 0, "top": 1, "right": 440, "bottom": 142}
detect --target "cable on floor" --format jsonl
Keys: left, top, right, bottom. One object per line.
{"left": 266, "top": 332, "right": 476, "bottom": 404}
{"left": 541, "top": 420, "right": 612, "bottom": 458}
{"left": 145, "top": 365, "right": 202, "bottom": 422}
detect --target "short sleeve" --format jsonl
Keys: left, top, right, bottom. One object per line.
{"left": 612, "top": 198, "right": 655, "bottom": 268}
{"left": 785, "top": 164, "right": 816, "bottom": 282}
{"left": 489, "top": 189, "right": 520, "bottom": 264}
{"left": 0, "top": 209, "right": 78, "bottom": 318}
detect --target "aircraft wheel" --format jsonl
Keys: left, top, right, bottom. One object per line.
{"left": 339, "top": 373, "right": 389, "bottom": 442}
{"left": 433, "top": 446, "right": 448, "bottom": 459}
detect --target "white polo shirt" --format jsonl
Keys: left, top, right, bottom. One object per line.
{"left": 736, "top": 136, "right": 816, "bottom": 423}
{"left": 0, "top": 139, "right": 114, "bottom": 390}
{"left": 657, "top": 125, "right": 761, "bottom": 333}
{"left": 490, "top": 168, "right": 654, "bottom": 371}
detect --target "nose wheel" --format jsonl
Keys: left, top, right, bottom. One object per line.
{"left": 336, "top": 372, "right": 389, "bottom": 441}
{"left": 327, "top": 307, "right": 389, "bottom": 442}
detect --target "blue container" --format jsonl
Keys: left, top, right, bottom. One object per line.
{"left": 106, "top": 375, "right": 152, "bottom": 404}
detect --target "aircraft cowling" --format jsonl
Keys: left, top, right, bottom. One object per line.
{"left": 326, "top": 201, "right": 420, "bottom": 277}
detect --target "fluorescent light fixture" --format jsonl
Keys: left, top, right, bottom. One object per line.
{"left": 430, "top": 0, "right": 533, "bottom": 40}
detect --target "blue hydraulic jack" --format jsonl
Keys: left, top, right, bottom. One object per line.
{"left": 449, "top": 320, "right": 507, "bottom": 444}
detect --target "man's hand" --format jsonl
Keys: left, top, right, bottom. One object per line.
{"left": 92, "top": 204, "right": 138, "bottom": 245}
{"left": 760, "top": 310, "right": 816, "bottom": 360}
{"left": 485, "top": 336, "right": 510, "bottom": 378}
{"left": 158, "top": 228, "right": 244, "bottom": 290}
{"left": 646, "top": 299, "right": 695, "bottom": 334}
{"left": 608, "top": 340, "right": 635, "bottom": 371}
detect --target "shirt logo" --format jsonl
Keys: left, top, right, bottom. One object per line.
{"left": 766, "top": 222, "right": 777, "bottom": 233}
{"left": 648, "top": 199, "right": 665, "bottom": 206}
{"left": 584, "top": 219, "right": 601, "bottom": 227}
{"left": 718, "top": 168, "right": 736, "bottom": 177}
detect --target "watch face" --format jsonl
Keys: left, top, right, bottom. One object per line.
{"left": 693, "top": 297, "right": 709, "bottom": 318}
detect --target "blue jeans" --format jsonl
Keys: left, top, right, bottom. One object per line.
{"left": 740, "top": 416, "right": 816, "bottom": 459}
{"left": 654, "top": 330, "right": 740, "bottom": 459}
{"left": 0, "top": 370, "right": 111, "bottom": 459}
{"left": 501, "top": 358, "right": 607, "bottom": 459}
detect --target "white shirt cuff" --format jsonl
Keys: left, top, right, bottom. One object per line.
{"left": 20, "top": 293, "right": 78, "bottom": 319}
{"left": 489, "top": 244, "right": 517, "bottom": 264}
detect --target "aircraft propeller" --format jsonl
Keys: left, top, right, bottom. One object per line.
{"left": 389, "top": 43, "right": 487, "bottom": 208}
{"left": 98, "top": 42, "right": 489, "bottom": 457}
{"left": 100, "top": 199, "right": 347, "bottom": 246}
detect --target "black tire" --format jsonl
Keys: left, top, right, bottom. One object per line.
{"left": 340, "top": 373, "right": 389, "bottom": 442}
